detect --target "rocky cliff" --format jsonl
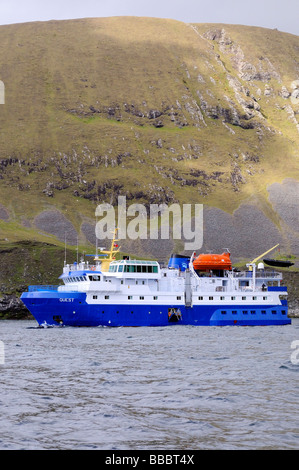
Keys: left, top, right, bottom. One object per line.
{"left": 0, "top": 17, "right": 298, "bottom": 313}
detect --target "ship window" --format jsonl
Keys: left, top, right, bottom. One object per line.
{"left": 272, "top": 310, "right": 277, "bottom": 314}
{"left": 177, "top": 296, "right": 181, "bottom": 300}
{"left": 198, "top": 296, "right": 203, "bottom": 300}
{"left": 221, "top": 311, "right": 227, "bottom": 315}
{"left": 209, "top": 296, "right": 213, "bottom": 300}
{"left": 153, "top": 296, "right": 158, "bottom": 300}
{"left": 93, "top": 295, "right": 97, "bottom": 299}
{"left": 139, "top": 296, "right": 144, "bottom": 300}
{"left": 243, "top": 310, "right": 248, "bottom": 315}
{"left": 282, "top": 310, "right": 286, "bottom": 315}
{"left": 153, "top": 266, "right": 158, "bottom": 273}
{"left": 250, "top": 310, "right": 256, "bottom": 315}
{"left": 242, "top": 296, "right": 246, "bottom": 300}
{"left": 262, "top": 310, "right": 266, "bottom": 314}
{"left": 263, "top": 296, "right": 267, "bottom": 300}
{"left": 118, "top": 265, "right": 123, "bottom": 272}
{"left": 231, "top": 296, "right": 236, "bottom": 300}
{"left": 252, "top": 296, "right": 257, "bottom": 300}
{"left": 128, "top": 295, "right": 132, "bottom": 300}
{"left": 220, "top": 296, "right": 225, "bottom": 300}
{"left": 232, "top": 310, "right": 237, "bottom": 315}
{"left": 137, "top": 265, "right": 141, "bottom": 272}
{"left": 105, "top": 295, "right": 109, "bottom": 299}
{"left": 142, "top": 266, "right": 147, "bottom": 273}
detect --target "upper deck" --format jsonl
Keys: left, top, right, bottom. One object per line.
{"left": 107, "top": 259, "right": 160, "bottom": 278}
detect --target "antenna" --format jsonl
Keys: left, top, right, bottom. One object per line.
{"left": 76, "top": 236, "right": 79, "bottom": 264}
{"left": 64, "top": 232, "right": 67, "bottom": 265}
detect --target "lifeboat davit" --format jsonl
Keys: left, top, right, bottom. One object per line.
{"left": 193, "top": 252, "right": 232, "bottom": 271}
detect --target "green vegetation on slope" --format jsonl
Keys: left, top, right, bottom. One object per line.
{"left": 0, "top": 17, "right": 298, "bottom": 259}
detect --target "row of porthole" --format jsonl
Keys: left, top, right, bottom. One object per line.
{"left": 93, "top": 295, "right": 180, "bottom": 300}
{"left": 221, "top": 309, "right": 286, "bottom": 315}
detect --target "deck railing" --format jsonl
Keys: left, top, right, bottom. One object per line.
{"left": 28, "top": 285, "right": 59, "bottom": 292}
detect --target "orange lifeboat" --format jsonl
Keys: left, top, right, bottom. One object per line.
{"left": 193, "top": 252, "right": 232, "bottom": 271}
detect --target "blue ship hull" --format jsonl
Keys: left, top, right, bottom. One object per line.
{"left": 21, "top": 290, "right": 291, "bottom": 327}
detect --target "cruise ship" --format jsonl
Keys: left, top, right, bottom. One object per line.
{"left": 21, "top": 234, "right": 291, "bottom": 327}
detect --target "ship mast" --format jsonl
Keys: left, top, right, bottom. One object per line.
{"left": 96, "top": 227, "right": 121, "bottom": 272}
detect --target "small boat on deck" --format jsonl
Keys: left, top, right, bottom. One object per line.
{"left": 263, "top": 258, "right": 294, "bottom": 268}
{"left": 193, "top": 252, "right": 232, "bottom": 272}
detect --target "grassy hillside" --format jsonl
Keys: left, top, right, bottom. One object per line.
{"left": 0, "top": 17, "right": 298, "bottom": 264}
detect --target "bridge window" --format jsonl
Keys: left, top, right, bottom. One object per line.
{"left": 89, "top": 275, "right": 101, "bottom": 281}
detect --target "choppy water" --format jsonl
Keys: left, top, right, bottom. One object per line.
{"left": 0, "top": 319, "right": 299, "bottom": 450}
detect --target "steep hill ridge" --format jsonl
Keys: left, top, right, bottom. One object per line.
{"left": 0, "top": 17, "right": 298, "bottom": 264}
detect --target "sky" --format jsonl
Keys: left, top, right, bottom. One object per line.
{"left": 0, "top": 0, "right": 298, "bottom": 35}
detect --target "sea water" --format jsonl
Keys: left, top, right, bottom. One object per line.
{"left": 0, "top": 319, "right": 298, "bottom": 450}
